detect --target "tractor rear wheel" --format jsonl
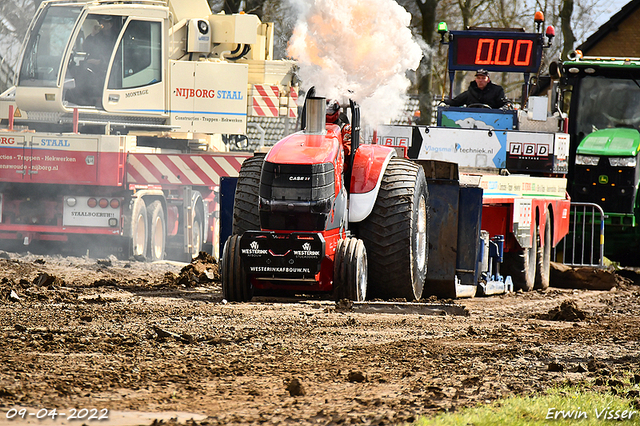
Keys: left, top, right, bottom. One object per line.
{"left": 221, "top": 235, "right": 253, "bottom": 302}
{"left": 232, "top": 156, "right": 263, "bottom": 235}
{"left": 504, "top": 223, "right": 537, "bottom": 291}
{"left": 360, "top": 158, "right": 429, "bottom": 301}
{"left": 535, "top": 212, "right": 551, "bottom": 290}
{"left": 333, "top": 238, "right": 367, "bottom": 301}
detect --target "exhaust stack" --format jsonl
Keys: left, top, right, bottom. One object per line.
{"left": 305, "top": 97, "right": 326, "bottom": 134}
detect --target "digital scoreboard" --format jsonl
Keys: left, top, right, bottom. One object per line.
{"left": 448, "top": 31, "right": 544, "bottom": 74}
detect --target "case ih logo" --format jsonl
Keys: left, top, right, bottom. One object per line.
{"left": 289, "top": 176, "right": 310, "bottom": 181}
{"left": 0, "top": 137, "right": 16, "bottom": 145}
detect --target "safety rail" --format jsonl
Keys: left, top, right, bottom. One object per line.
{"left": 554, "top": 202, "right": 605, "bottom": 268}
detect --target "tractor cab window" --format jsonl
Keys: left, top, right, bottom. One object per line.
{"left": 108, "top": 20, "right": 162, "bottom": 90}
{"left": 19, "top": 5, "right": 82, "bottom": 87}
{"left": 63, "top": 14, "right": 124, "bottom": 107}
{"left": 574, "top": 76, "right": 640, "bottom": 141}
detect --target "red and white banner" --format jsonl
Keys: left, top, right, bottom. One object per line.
{"left": 126, "top": 153, "right": 250, "bottom": 187}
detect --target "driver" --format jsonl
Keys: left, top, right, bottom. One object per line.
{"left": 326, "top": 99, "right": 352, "bottom": 156}
{"left": 444, "top": 69, "right": 508, "bottom": 109}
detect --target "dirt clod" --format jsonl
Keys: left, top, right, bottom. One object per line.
{"left": 547, "top": 361, "right": 564, "bottom": 372}
{"left": 348, "top": 371, "right": 367, "bottom": 383}
{"left": 543, "top": 300, "right": 587, "bottom": 321}
{"left": 286, "top": 378, "right": 305, "bottom": 396}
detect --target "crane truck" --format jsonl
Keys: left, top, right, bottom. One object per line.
{"left": 0, "top": 0, "right": 297, "bottom": 260}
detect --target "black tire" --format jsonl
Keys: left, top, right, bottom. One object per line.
{"left": 332, "top": 239, "right": 348, "bottom": 300}
{"left": 130, "top": 198, "right": 148, "bottom": 259}
{"left": 360, "top": 158, "right": 429, "bottom": 301}
{"left": 333, "top": 238, "right": 367, "bottom": 301}
{"left": 221, "top": 235, "right": 253, "bottom": 302}
{"left": 146, "top": 200, "right": 165, "bottom": 261}
{"left": 535, "top": 212, "right": 552, "bottom": 290}
{"left": 232, "top": 156, "right": 263, "bottom": 235}
{"left": 504, "top": 224, "right": 537, "bottom": 291}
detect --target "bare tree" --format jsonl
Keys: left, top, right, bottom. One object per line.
{"left": 560, "top": 0, "right": 576, "bottom": 61}
{"left": 416, "top": 0, "right": 440, "bottom": 124}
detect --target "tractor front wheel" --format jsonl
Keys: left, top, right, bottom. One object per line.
{"left": 333, "top": 237, "right": 367, "bottom": 302}
{"left": 221, "top": 235, "right": 253, "bottom": 302}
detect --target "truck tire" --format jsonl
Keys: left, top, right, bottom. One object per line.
{"left": 221, "top": 235, "right": 253, "bottom": 302}
{"left": 130, "top": 198, "right": 148, "bottom": 259}
{"left": 535, "top": 212, "right": 551, "bottom": 290}
{"left": 232, "top": 156, "right": 263, "bottom": 235}
{"left": 190, "top": 211, "right": 203, "bottom": 258}
{"left": 360, "top": 159, "right": 429, "bottom": 301}
{"left": 147, "top": 200, "right": 166, "bottom": 261}
{"left": 333, "top": 238, "right": 368, "bottom": 301}
{"left": 504, "top": 224, "right": 537, "bottom": 291}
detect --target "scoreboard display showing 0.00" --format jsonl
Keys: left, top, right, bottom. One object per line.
{"left": 449, "top": 31, "right": 543, "bottom": 74}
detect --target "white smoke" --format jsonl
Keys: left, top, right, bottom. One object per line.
{"left": 286, "top": 0, "right": 423, "bottom": 127}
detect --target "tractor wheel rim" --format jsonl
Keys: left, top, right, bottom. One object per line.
{"left": 356, "top": 246, "right": 367, "bottom": 301}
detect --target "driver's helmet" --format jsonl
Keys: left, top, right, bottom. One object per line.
{"left": 326, "top": 99, "right": 340, "bottom": 123}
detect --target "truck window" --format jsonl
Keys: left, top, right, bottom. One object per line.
{"left": 63, "top": 14, "right": 124, "bottom": 107}
{"left": 108, "top": 20, "right": 162, "bottom": 90}
{"left": 574, "top": 76, "right": 640, "bottom": 141}
{"left": 18, "top": 5, "right": 82, "bottom": 87}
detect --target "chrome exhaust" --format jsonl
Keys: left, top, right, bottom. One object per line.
{"left": 304, "top": 97, "right": 326, "bottom": 134}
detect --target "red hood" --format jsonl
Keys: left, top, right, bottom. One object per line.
{"left": 265, "top": 124, "right": 342, "bottom": 165}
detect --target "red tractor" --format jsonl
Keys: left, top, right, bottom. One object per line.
{"left": 221, "top": 96, "right": 429, "bottom": 301}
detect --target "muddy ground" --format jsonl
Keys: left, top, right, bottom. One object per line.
{"left": 0, "top": 251, "right": 639, "bottom": 425}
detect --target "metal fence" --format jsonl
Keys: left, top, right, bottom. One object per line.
{"left": 554, "top": 202, "right": 605, "bottom": 267}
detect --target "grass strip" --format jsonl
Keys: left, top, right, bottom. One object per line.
{"left": 415, "top": 386, "right": 640, "bottom": 425}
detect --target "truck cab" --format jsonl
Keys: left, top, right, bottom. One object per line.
{"left": 5, "top": 0, "right": 294, "bottom": 139}
{"left": 15, "top": 2, "right": 167, "bottom": 118}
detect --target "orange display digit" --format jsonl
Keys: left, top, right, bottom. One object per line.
{"left": 494, "top": 39, "right": 514, "bottom": 66}
{"left": 475, "top": 38, "right": 494, "bottom": 65}
{"left": 514, "top": 40, "right": 533, "bottom": 66}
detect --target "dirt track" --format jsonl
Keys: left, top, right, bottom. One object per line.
{"left": 1, "top": 251, "right": 639, "bottom": 425}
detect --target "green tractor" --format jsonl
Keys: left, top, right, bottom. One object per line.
{"left": 561, "top": 55, "right": 640, "bottom": 264}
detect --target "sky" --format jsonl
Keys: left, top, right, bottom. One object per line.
{"left": 590, "top": 0, "right": 629, "bottom": 32}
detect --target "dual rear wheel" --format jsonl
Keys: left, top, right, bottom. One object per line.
{"left": 504, "top": 209, "right": 551, "bottom": 291}
{"left": 332, "top": 237, "right": 368, "bottom": 302}
{"left": 129, "top": 197, "right": 203, "bottom": 262}
{"left": 221, "top": 235, "right": 253, "bottom": 302}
